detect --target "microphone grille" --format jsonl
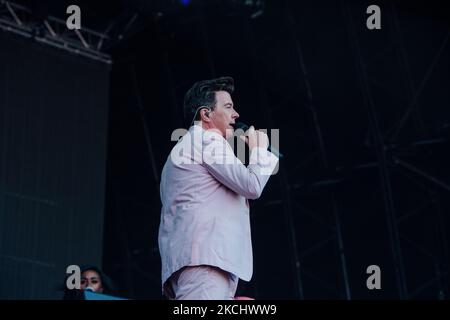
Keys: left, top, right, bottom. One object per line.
{"left": 235, "top": 122, "right": 249, "bottom": 131}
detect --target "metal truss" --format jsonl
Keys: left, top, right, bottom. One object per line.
{"left": 0, "top": 0, "right": 266, "bottom": 65}
{"left": 343, "top": 0, "right": 449, "bottom": 299}
{"left": 0, "top": 0, "right": 112, "bottom": 63}
{"left": 0, "top": 0, "right": 148, "bottom": 64}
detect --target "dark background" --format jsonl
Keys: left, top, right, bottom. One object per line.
{"left": 0, "top": 0, "right": 449, "bottom": 299}
{"left": 0, "top": 30, "right": 109, "bottom": 298}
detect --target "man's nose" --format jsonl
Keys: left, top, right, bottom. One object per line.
{"left": 233, "top": 111, "right": 239, "bottom": 119}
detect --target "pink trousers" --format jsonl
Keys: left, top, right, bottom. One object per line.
{"left": 164, "top": 265, "right": 239, "bottom": 300}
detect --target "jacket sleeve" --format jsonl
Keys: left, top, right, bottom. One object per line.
{"left": 200, "top": 133, "right": 279, "bottom": 199}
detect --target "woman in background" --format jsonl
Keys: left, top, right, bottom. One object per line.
{"left": 62, "top": 265, "right": 117, "bottom": 300}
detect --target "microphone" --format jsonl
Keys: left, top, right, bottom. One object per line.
{"left": 235, "top": 121, "right": 284, "bottom": 159}
{"left": 85, "top": 286, "right": 95, "bottom": 292}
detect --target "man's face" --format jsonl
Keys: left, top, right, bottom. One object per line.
{"left": 209, "top": 91, "right": 239, "bottom": 139}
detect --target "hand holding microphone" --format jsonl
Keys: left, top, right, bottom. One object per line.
{"left": 246, "top": 125, "right": 269, "bottom": 150}
{"left": 235, "top": 121, "right": 283, "bottom": 158}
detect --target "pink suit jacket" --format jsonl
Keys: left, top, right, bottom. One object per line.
{"left": 158, "top": 125, "right": 279, "bottom": 287}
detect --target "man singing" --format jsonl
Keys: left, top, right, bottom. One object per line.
{"left": 158, "top": 76, "right": 279, "bottom": 300}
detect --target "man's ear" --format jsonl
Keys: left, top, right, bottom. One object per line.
{"left": 200, "top": 108, "right": 211, "bottom": 122}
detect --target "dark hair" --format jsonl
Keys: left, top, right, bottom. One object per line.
{"left": 183, "top": 76, "right": 234, "bottom": 126}
{"left": 61, "top": 265, "right": 117, "bottom": 300}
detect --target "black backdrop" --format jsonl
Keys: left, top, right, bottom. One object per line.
{"left": 0, "top": 32, "right": 110, "bottom": 299}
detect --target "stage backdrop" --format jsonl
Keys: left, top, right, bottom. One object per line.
{"left": 0, "top": 31, "right": 110, "bottom": 299}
